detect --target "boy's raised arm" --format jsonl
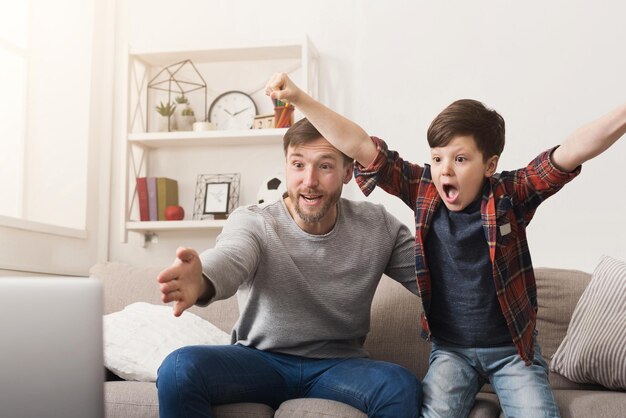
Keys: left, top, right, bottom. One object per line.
{"left": 552, "top": 102, "right": 626, "bottom": 172}
{"left": 265, "top": 73, "right": 378, "bottom": 167}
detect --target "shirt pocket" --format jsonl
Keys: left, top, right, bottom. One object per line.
{"left": 495, "top": 196, "right": 515, "bottom": 247}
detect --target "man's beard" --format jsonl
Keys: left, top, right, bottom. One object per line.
{"left": 290, "top": 189, "right": 340, "bottom": 224}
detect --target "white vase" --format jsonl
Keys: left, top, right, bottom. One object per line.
{"left": 157, "top": 115, "right": 176, "bottom": 132}
{"left": 175, "top": 104, "right": 196, "bottom": 131}
{"left": 178, "top": 115, "right": 196, "bottom": 131}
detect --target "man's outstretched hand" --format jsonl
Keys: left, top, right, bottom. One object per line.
{"left": 157, "top": 247, "right": 206, "bottom": 317}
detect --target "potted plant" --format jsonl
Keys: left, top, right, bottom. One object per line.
{"left": 155, "top": 101, "right": 177, "bottom": 131}
{"left": 179, "top": 107, "right": 196, "bottom": 131}
{"left": 174, "top": 95, "right": 196, "bottom": 131}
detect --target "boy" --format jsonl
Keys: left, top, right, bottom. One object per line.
{"left": 265, "top": 73, "right": 625, "bottom": 417}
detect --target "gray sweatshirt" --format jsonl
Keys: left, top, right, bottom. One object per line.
{"left": 200, "top": 198, "right": 417, "bottom": 358}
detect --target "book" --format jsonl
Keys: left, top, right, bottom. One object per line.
{"left": 156, "top": 177, "right": 178, "bottom": 221}
{"left": 135, "top": 177, "right": 149, "bottom": 221}
{"left": 147, "top": 177, "right": 158, "bottom": 221}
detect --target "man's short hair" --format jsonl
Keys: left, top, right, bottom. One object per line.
{"left": 283, "top": 118, "right": 353, "bottom": 166}
{"left": 427, "top": 99, "right": 505, "bottom": 160}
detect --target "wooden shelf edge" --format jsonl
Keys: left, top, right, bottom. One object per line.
{"left": 126, "top": 220, "right": 227, "bottom": 231}
{"left": 127, "top": 129, "right": 288, "bottom": 147}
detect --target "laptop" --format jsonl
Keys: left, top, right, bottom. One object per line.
{"left": 0, "top": 277, "right": 104, "bottom": 418}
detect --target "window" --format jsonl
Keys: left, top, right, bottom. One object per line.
{"left": 0, "top": 0, "right": 111, "bottom": 275}
{"left": 0, "top": 0, "right": 95, "bottom": 231}
{"left": 0, "top": 0, "right": 29, "bottom": 218}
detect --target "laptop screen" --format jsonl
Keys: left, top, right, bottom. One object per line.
{"left": 0, "top": 277, "right": 104, "bottom": 418}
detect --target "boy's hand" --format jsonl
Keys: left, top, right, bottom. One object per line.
{"left": 265, "top": 72, "right": 304, "bottom": 105}
{"left": 157, "top": 247, "right": 206, "bottom": 317}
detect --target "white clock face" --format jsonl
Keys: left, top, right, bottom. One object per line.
{"left": 208, "top": 91, "right": 257, "bottom": 130}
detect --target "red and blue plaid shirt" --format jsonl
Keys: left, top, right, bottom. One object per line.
{"left": 355, "top": 136, "right": 580, "bottom": 364}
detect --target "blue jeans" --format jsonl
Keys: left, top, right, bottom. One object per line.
{"left": 420, "top": 340, "right": 560, "bottom": 418}
{"left": 157, "top": 344, "right": 422, "bottom": 418}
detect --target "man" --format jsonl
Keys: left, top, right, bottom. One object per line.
{"left": 156, "top": 118, "right": 422, "bottom": 418}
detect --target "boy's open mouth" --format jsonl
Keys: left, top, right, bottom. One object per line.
{"left": 442, "top": 184, "right": 459, "bottom": 201}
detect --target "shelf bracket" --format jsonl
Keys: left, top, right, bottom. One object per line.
{"left": 142, "top": 231, "right": 159, "bottom": 248}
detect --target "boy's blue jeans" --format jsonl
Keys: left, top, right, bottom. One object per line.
{"left": 157, "top": 344, "right": 422, "bottom": 418}
{"left": 420, "top": 340, "right": 560, "bottom": 418}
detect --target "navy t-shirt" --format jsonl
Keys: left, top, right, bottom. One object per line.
{"left": 425, "top": 193, "right": 512, "bottom": 347}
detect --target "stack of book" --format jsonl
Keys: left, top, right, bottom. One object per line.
{"left": 135, "top": 177, "right": 179, "bottom": 221}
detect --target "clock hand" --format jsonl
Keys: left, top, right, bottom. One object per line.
{"left": 222, "top": 108, "right": 234, "bottom": 117}
{"left": 233, "top": 106, "right": 250, "bottom": 116}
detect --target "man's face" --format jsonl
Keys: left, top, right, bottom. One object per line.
{"left": 430, "top": 135, "right": 498, "bottom": 212}
{"left": 284, "top": 137, "right": 353, "bottom": 234}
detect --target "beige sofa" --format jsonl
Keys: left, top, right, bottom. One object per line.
{"left": 92, "top": 262, "right": 626, "bottom": 418}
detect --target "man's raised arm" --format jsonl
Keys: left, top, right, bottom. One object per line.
{"left": 265, "top": 72, "right": 378, "bottom": 167}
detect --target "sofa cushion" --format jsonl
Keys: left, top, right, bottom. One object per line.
{"left": 534, "top": 267, "right": 591, "bottom": 362}
{"left": 275, "top": 398, "right": 366, "bottom": 418}
{"left": 90, "top": 261, "right": 240, "bottom": 333}
{"left": 104, "top": 381, "right": 274, "bottom": 418}
{"left": 550, "top": 255, "right": 626, "bottom": 390}
{"left": 274, "top": 394, "right": 502, "bottom": 418}
{"left": 91, "top": 262, "right": 165, "bottom": 315}
{"left": 365, "top": 275, "right": 430, "bottom": 379}
{"left": 552, "top": 389, "right": 626, "bottom": 418}
{"left": 103, "top": 302, "right": 230, "bottom": 381}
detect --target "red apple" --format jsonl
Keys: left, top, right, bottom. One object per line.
{"left": 165, "top": 205, "right": 184, "bottom": 220}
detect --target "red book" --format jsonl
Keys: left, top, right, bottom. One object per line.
{"left": 136, "top": 177, "right": 149, "bottom": 221}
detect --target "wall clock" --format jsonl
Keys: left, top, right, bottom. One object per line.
{"left": 208, "top": 90, "right": 257, "bottom": 130}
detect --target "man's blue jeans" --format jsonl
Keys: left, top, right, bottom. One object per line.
{"left": 420, "top": 340, "right": 560, "bottom": 418}
{"left": 157, "top": 344, "right": 421, "bottom": 418}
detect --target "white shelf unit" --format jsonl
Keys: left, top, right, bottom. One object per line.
{"left": 127, "top": 128, "right": 288, "bottom": 148}
{"left": 126, "top": 219, "right": 226, "bottom": 232}
{"left": 121, "top": 37, "right": 319, "bottom": 243}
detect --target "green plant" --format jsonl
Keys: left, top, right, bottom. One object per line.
{"left": 155, "top": 101, "right": 176, "bottom": 116}
{"left": 182, "top": 107, "right": 195, "bottom": 117}
{"left": 175, "top": 95, "right": 189, "bottom": 104}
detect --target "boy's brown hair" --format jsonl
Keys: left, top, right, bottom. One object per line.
{"left": 427, "top": 99, "right": 505, "bottom": 160}
{"left": 283, "top": 118, "right": 353, "bottom": 165}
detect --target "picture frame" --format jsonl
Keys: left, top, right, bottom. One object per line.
{"left": 193, "top": 173, "right": 241, "bottom": 220}
{"left": 203, "top": 182, "right": 230, "bottom": 215}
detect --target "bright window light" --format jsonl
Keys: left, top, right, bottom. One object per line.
{"left": 0, "top": 0, "right": 94, "bottom": 230}
{"left": 0, "top": 0, "right": 29, "bottom": 49}
{"left": 0, "top": 1, "right": 28, "bottom": 218}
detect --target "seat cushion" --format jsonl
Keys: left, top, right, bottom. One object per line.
{"left": 104, "top": 381, "right": 274, "bottom": 418}
{"left": 275, "top": 398, "right": 366, "bottom": 418}
{"left": 553, "top": 389, "right": 626, "bottom": 418}
{"left": 105, "top": 381, "right": 158, "bottom": 418}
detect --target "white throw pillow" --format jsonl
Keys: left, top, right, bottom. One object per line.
{"left": 103, "top": 302, "right": 231, "bottom": 382}
{"left": 550, "top": 255, "right": 626, "bottom": 389}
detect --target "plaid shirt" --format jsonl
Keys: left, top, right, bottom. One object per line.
{"left": 355, "top": 137, "right": 580, "bottom": 364}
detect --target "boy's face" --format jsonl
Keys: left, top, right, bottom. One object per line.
{"left": 430, "top": 135, "right": 498, "bottom": 212}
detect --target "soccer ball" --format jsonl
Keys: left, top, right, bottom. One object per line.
{"left": 257, "top": 174, "right": 286, "bottom": 205}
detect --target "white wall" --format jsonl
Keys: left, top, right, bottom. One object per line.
{"left": 110, "top": 0, "right": 626, "bottom": 273}
{"left": 0, "top": 0, "right": 115, "bottom": 276}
